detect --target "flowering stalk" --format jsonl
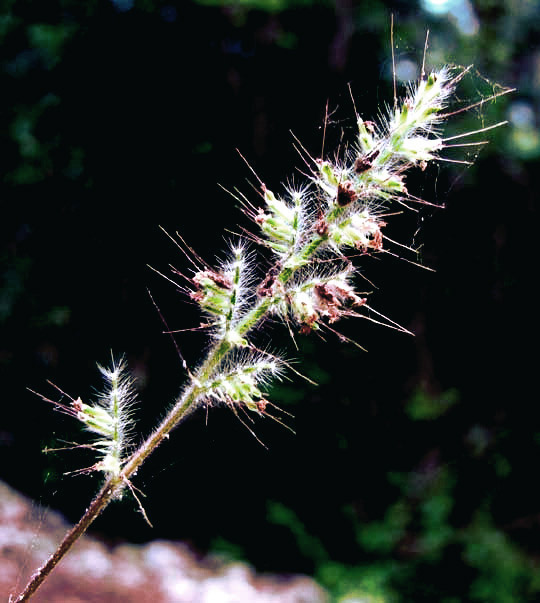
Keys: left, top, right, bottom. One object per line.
{"left": 14, "top": 65, "right": 509, "bottom": 601}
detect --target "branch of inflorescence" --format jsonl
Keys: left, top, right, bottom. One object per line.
{"left": 13, "top": 61, "right": 513, "bottom": 601}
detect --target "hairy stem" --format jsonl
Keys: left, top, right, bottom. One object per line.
{"left": 13, "top": 478, "right": 121, "bottom": 602}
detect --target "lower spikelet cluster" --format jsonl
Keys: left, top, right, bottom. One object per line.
{"left": 88, "top": 358, "right": 136, "bottom": 479}
{"left": 42, "top": 357, "right": 136, "bottom": 481}
{"left": 203, "top": 352, "right": 283, "bottom": 415}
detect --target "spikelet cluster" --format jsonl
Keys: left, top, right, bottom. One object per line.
{"left": 182, "top": 67, "right": 483, "bottom": 418}
{"left": 88, "top": 358, "right": 136, "bottom": 479}
{"left": 45, "top": 357, "right": 137, "bottom": 480}
{"left": 190, "top": 244, "right": 253, "bottom": 347}
{"left": 202, "top": 350, "right": 283, "bottom": 415}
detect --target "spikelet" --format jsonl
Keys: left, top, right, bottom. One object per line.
{"left": 39, "top": 356, "right": 137, "bottom": 483}
{"left": 87, "top": 357, "right": 136, "bottom": 480}
{"left": 202, "top": 350, "right": 284, "bottom": 415}
{"left": 190, "top": 244, "right": 252, "bottom": 347}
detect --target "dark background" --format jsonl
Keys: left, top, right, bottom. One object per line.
{"left": 1, "top": 1, "right": 538, "bottom": 600}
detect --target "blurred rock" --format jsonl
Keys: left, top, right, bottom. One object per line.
{"left": 1, "top": 481, "right": 328, "bottom": 603}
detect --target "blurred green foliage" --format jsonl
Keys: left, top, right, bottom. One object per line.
{"left": 194, "top": 0, "right": 329, "bottom": 11}
{"left": 405, "top": 387, "right": 460, "bottom": 421}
